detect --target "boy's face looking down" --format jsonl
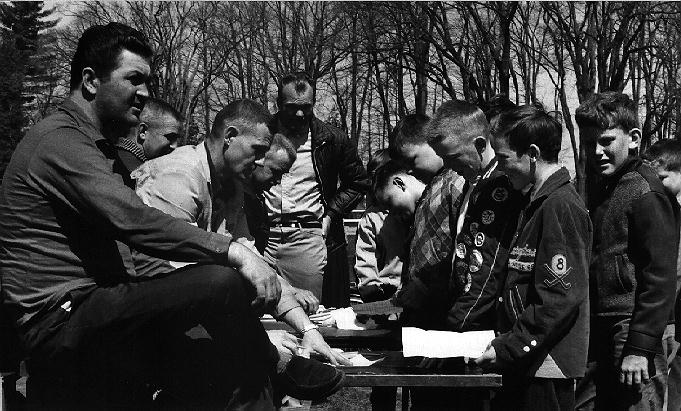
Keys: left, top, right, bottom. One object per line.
{"left": 399, "top": 142, "right": 443, "bottom": 182}
{"left": 581, "top": 126, "right": 639, "bottom": 177}
{"left": 652, "top": 165, "right": 681, "bottom": 198}
{"left": 494, "top": 135, "right": 533, "bottom": 190}
{"left": 376, "top": 175, "right": 419, "bottom": 219}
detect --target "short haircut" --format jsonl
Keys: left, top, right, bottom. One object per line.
{"left": 270, "top": 133, "right": 296, "bottom": 166}
{"left": 427, "top": 100, "right": 490, "bottom": 148}
{"left": 371, "top": 159, "right": 410, "bottom": 196}
{"left": 389, "top": 114, "right": 431, "bottom": 160}
{"left": 575, "top": 92, "right": 639, "bottom": 132}
{"left": 494, "top": 105, "right": 562, "bottom": 163}
{"left": 367, "top": 149, "right": 392, "bottom": 177}
{"left": 642, "top": 139, "right": 681, "bottom": 172}
{"left": 70, "top": 22, "right": 153, "bottom": 91}
{"left": 277, "top": 71, "right": 315, "bottom": 107}
{"left": 211, "top": 99, "right": 273, "bottom": 141}
{"left": 141, "top": 98, "right": 183, "bottom": 124}
{"left": 485, "top": 94, "right": 517, "bottom": 122}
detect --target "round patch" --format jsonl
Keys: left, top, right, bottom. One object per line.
{"left": 469, "top": 222, "right": 479, "bottom": 236}
{"left": 456, "top": 261, "right": 469, "bottom": 276}
{"left": 475, "top": 232, "right": 485, "bottom": 247}
{"left": 481, "top": 210, "right": 495, "bottom": 225}
{"left": 491, "top": 187, "right": 509, "bottom": 202}
{"left": 469, "top": 250, "right": 483, "bottom": 272}
{"left": 551, "top": 254, "right": 568, "bottom": 275}
{"left": 456, "top": 242, "right": 467, "bottom": 259}
{"left": 462, "top": 235, "right": 473, "bottom": 246}
{"left": 464, "top": 273, "right": 472, "bottom": 293}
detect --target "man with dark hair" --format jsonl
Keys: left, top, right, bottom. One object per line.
{"left": 484, "top": 94, "right": 517, "bottom": 123}
{"left": 257, "top": 72, "right": 369, "bottom": 307}
{"left": 574, "top": 92, "right": 678, "bottom": 410}
{"left": 115, "top": 97, "right": 183, "bottom": 187}
{"left": 389, "top": 113, "right": 443, "bottom": 183}
{"left": 476, "top": 105, "right": 592, "bottom": 411}
{"left": 0, "top": 23, "right": 286, "bottom": 409}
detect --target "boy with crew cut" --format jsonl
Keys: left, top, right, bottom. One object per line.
{"left": 427, "top": 99, "right": 525, "bottom": 332}
{"left": 389, "top": 113, "right": 443, "bottom": 183}
{"left": 475, "top": 105, "right": 592, "bottom": 411}
{"left": 574, "top": 92, "right": 678, "bottom": 410}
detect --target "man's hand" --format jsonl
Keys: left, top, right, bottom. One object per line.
{"left": 321, "top": 215, "right": 332, "bottom": 239}
{"left": 294, "top": 288, "right": 319, "bottom": 314}
{"left": 474, "top": 344, "right": 497, "bottom": 370}
{"left": 620, "top": 354, "right": 650, "bottom": 386}
{"left": 227, "top": 242, "right": 281, "bottom": 314}
{"left": 302, "top": 329, "right": 352, "bottom": 366}
{"left": 267, "top": 330, "right": 299, "bottom": 357}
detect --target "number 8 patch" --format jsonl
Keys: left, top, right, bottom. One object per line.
{"left": 543, "top": 253, "right": 572, "bottom": 289}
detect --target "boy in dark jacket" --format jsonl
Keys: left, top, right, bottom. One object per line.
{"left": 475, "top": 105, "right": 592, "bottom": 411}
{"left": 574, "top": 92, "right": 679, "bottom": 410}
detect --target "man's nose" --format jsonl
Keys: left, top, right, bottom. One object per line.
{"left": 138, "top": 83, "right": 150, "bottom": 100}
{"left": 595, "top": 144, "right": 604, "bottom": 156}
{"left": 296, "top": 109, "right": 304, "bottom": 117}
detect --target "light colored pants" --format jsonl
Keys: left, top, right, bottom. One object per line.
{"left": 264, "top": 226, "right": 327, "bottom": 300}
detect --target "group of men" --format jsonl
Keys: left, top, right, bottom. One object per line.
{"left": 0, "top": 22, "right": 369, "bottom": 409}
{"left": 359, "top": 92, "right": 679, "bottom": 410}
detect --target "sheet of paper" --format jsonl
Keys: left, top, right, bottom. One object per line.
{"left": 330, "top": 307, "right": 366, "bottom": 330}
{"left": 402, "top": 327, "right": 495, "bottom": 358}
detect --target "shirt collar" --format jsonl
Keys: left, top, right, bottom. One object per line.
{"left": 530, "top": 167, "right": 572, "bottom": 204}
{"left": 59, "top": 98, "right": 106, "bottom": 144}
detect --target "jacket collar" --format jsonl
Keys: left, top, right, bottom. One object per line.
{"left": 530, "top": 167, "right": 572, "bottom": 205}
{"left": 605, "top": 156, "right": 641, "bottom": 184}
{"left": 59, "top": 98, "right": 106, "bottom": 144}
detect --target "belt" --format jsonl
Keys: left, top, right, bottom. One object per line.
{"left": 270, "top": 221, "right": 322, "bottom": 229}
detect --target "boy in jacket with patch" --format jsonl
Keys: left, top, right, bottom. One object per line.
{"left": 475, "top": 106, "right": 592, "bottom": 411}
{"left": 574, "top": 92, "right": 679, "bottom": 410}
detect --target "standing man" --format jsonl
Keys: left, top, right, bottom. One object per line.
{"left": 114, "top": 97, "right": 183, "bottom": 187}
{"left": 260, "top": 72, "right": 369, "bottom": 306}
{"left": 0, "top": 23, "right": 282, "bottom": 409}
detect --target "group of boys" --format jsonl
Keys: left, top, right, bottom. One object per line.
{"left": 369, "top": 94, "right": 679, "bottom": 410}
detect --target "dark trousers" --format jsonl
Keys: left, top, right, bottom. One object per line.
{"left": 575, "top": 318, "right": 668, "bottom": 411}
{"left": 492, "top": 377, "right": 575, "bottom": 411}
{"left": 22, "top": 264, "right": 278, "bottom": 410}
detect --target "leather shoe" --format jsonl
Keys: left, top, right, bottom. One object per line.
{"left": 273, "top": 356, "right": 345, "bottom": 401}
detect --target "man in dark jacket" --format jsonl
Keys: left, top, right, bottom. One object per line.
{"left": 574, "top": 92, "right": 679, "bottom": 410}
{"left": 248, "top": 72, "right": 369, "bottom": 307}
{"left": 476, "top": 105, "right": 592, "bottom": 411}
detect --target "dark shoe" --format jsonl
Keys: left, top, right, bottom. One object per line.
{"left": 273, "top": 356, "right": 345, "bottom": 401}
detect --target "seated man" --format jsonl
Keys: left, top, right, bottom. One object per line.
{"left": 476, "top": 105, "right": 591, "bottom": 411}
{"left": 355, "top": 149, "right": 407, "bottom": 303}
{"left": 132, "top": 100, "right": 349, "bottom": 370}
{"left": 114, "top": 97, "right": 182, "bottom": 187}
{"left": 0, "top": 23, "right": 282, "bottom": 409}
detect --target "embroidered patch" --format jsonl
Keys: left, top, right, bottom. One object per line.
{"left": 543, "top": 254, "right": 572, "bottom": 289}
{"left": 511, "top": 246, "right": 536, "bottom": 258}
{"left": 469, "top": 222, "right": 479, "bottom": 236}
{"left": 474, "top": 232, "right": 485, "bottom": 247}
{"left": 509, "top": 259, "right": 535, "bottom": 272}
{"left": 464, "top": 273, "right": 472, "bottom": 293}
{"left": 491, "top": 187, "right": 509, "bottom": 202}
{"left": 481, "top": 210, "right": 495, "bottom": 225}
{"left": 469, "top": 250, "right": 483, "bottom": 272}
{"left": 456, "top": 243, "right": 467, "bottom": 259}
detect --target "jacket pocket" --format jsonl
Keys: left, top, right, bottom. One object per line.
{"left": 614, "top": 254, "right": 634, "bottom": 293}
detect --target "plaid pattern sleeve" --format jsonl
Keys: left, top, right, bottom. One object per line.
{"left": 406, "top": 168, "right": 466, "bottom": 283}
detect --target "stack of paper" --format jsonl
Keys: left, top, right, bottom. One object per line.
{"left": 402, "top": 327, "right": 495, "bottom": 358}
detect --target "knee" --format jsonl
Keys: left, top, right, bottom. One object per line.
{"left": 198, "top": 265, "right": 251, "bottom": 308}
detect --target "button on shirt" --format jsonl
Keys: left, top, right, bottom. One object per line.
{"left": 264, "top": 132, "right": 323, "bottom": 223}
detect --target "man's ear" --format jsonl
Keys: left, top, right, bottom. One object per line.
{"left": 223, "top": 126, "right": 239, "bottom": 149}
{"left": 82, "top": 67, "right": 98, "bottom": 96}
{"left": 474, "top": 136, "right": 487, "bottom": 158}
{"left": 528, "top": 144, "right": 540, "bottom": 163}
{"left": 628, "top": 128, "right": 641, "bottom": 150}
{"left": 137, "top": 123, "right": 148, "bottom": 144}
{"left": 392, "top": 176, "right": 407, "bottom": 191}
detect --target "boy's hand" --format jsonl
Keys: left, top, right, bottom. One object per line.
{"left": 620, "top": 354, "right": 649, "bottom": 386}
{"left": 474, "top": 344, "right": 497, "bottom": 369}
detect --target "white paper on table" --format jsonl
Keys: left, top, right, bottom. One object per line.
{"left": 329, "top": 307, "right": 365, "bottom": 330}
{"left": 347, "top": 353, "right": 383, "bottom": 366}
{"left": 402, "top": 327, "right": 495, "bottom": 358}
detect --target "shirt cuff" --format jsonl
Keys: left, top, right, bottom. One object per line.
{"left": 271, "top": 288, "right": 300, "bottom": 318}
{"left": 205, "top": 232, "right": 232, "bottom": 264}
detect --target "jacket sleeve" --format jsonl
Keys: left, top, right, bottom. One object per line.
{"left": 355, "top": 213, "right": 382, "bottom": 290}
{"left": 33, "top": 128, "right": 231, "bottom": 264}
{"left": 626, "top": 191, "right": 679, "bottom": 354}
{"left": 492, "top": 199, "right": 591, "bottom": 368}
{"left": 325, "top": 130, "right": 369, "bottom": 219}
